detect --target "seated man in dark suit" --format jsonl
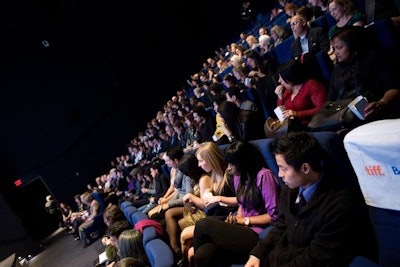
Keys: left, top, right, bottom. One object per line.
{"left": 289, "top": 14, "right": 330, "bottom": 60}
{"left": 289, "top": 13, "right": 331, "bottom": 85}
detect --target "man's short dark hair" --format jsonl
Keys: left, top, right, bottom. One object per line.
{"left": 226, "top": 86, "right": 242, "bottom": 99}
{"left": 166, "top": 146, "right": 184, "bottom": 161}
{"left": 271, "top": 132, "right": 323, "bottom": 172}
{"left": 109, "top": 219, "right": 132, "bottom": 238}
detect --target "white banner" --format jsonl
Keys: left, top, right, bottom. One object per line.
{"left": 344, "top": 119, "right": 400, "bottom": 211}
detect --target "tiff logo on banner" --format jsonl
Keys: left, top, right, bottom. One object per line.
{"left": 365, "top": 165, "right": 400, "bottom": 176}
{"left": 365, "top": 166, "right": 384, "bottom": 176}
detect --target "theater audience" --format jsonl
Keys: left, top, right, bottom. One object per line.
{"left": 274, "top": 60, "right": 327, "bottom": 126}
{"left": 307, "top": 0, "right": 329, "bottom": 20}
{"left": 244, "top": 49, "right": 278, "bottom": 119}
{"left": 226, "top": 86, "right": 259, "bottom": 113}
{"left": 192, "top": 141, "right": 279, "bottom": 266}
{"left": 59, "top": 202, "right": 73, "bottom": 232}
{"left": 117, "top": 229, "right": 150, "bottom": 267}
{"left": 192, "top": 105, "right": 216, "bottom": 145}
{"left": 51, "top": 3, "right": 399, "bottom": 266}
{"left": 217, "top": 100, "right": 265, "bottom": 143}
{"left": 269, "top": 25, "right": 288, "bottom": 47}
{"left": 327, "top": 0, "right": 367, "bottom": 38}
{"left": 102, "top": 210, "right": 131, "bottom": 265}
{"left": 184, "top": 141, "right": 238, "bottom": 264}
{"left": 284, "top": 2, "right": 300, "bottom": 23}
{"left": 163, "top": 153, "right": 209, "bottom": 264}
{"left": 328, "top": 26, "right": 400, "bottom": 121}
{"left": 78, "top": 191, "right": 101, "bottom": 247}
{"left": 137, "top": 161, "right": 170, "bottom": 215}
{"left": 289, "top": 14, "right": 330, "bottom": 58}
{"left": 148, "top": 146, "right": 194, "bottom": 221}
{"left": 244, "top": 132, "right": 372, "bottom": 267}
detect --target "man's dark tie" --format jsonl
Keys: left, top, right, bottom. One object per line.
{"left": 296, "top": 192, "right": 306, "bottom": 214}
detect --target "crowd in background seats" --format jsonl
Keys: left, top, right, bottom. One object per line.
{"left": 54, "top": 0, "right": 400, "bottom": 266}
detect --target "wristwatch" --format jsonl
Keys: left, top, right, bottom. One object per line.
{"left": 244, "top": 217, "right": 250, "bottom": 226}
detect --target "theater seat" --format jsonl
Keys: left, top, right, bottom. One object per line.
{"left": 364, "top": 18, "right": 400, "bottom": 51}
{"left": 86, "top": 192, "right": 107, "bottom": 239}
{"left": 120, "top": 200, "right": 133, "bottom": 210}
{"left": 348, "top": 256, "right": 380, "bottom": 267}
{"left": 310, "top": 15, "right": 329, "bottom": 29}
{"left": 324, "top": 11, "right": 336, "bottom": 28}
{"left": 145, "top": 238, "right": 174, "bottom": 267}
{"left": 344, "top": 119, "right": 400, "bottom": 267}
{"left": 314, "top": 51, "right": 333, "bottom": 88}
{"left": 130, "top": 210, "right": 148, "bottom": 226}
{"left": 273, "top": 35, "right": 294, "bottom": 66}
{"left": 142, "top": 226, "right": 157, "bottom": 246}
{"left": 161, "top": 164, "right": 171, "bottom": 180}
{"left": 122, "top": 205, "right": 138, "bottom": 225}
{"left": 228, "top": 131, "right": 377, "bottom": 267}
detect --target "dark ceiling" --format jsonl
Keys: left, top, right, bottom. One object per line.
{"left": 0, "top": 0, "right": 254, "bottom": 200}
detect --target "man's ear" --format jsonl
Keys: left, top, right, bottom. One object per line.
{"left": 302, "top": 163, "right": 311, "bottom": 175}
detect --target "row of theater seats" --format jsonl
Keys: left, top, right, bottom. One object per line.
{"left": 251, "top": 0, "right": 309, "bottom": 36}
{"left": 231, "top": 130, "right": 396, "bottom": 267}
{"left": 237, "top": 2, "right": 400, "bottom": 94}
{"left": 130, "top": 9, "right": 398, "bottom": 266}
{"left": 150, "top": 4, "right": 399, "bottom": 267}
{"left": 119, "top": 201, "right": 175, "bottom": 267}
{"left": 257, "top": 17, "right": 398, "bottom": 89}
{"left": 82, "top": 192, "right": 109, "bottom": 242}
{"left": 118, "top": 129, "right": 400, "bottom": 266}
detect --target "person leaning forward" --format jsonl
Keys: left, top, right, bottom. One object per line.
{"left": 245, "top": 132, "right": 376, "bottom": 267}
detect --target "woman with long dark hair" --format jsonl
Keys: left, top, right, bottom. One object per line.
{"left": 192, "top": 141, "right": 280, "bottom": 267}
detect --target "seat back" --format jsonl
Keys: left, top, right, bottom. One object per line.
{"left": 120, "top": 200, "right": 133, "bottom": 210}
{"left": 220, "top": 132, "right": 355, "bottom": 187}
{"left": 272, "top": 12, "right": 288, "bottom": 27}
{"left": 365, "top": 18, "right": 400, "bottom": 50}
{"left": 369, "top": 206, "right": 400, "bottom": 267}
{"left": 310, "top": 15, "right": 329, "bottom": 29}
{"left": 123, "top": 205, "right": 138, "bottom": 225}
{"left": 161, "top": 164, "right": 171, "bottom": 180}
{"left": 229, "top": 131, "right": 377, "bottom": 267}
{"left": 91, "top": 192, "right": 106, "bottom": 213}
{"left": 274, "top": 35, "right": 294, "bottom": 66}
{"left": 219, "top": 138, "right": 280, "bottom": 184}
{"left": 353, "top": 0, "right": 365, "bottom": 13}
{"left": 248, "top": 139, "right": 280, "bottom": 183}
{"left": 344, "top": 119, "right": 400, "bottom": 267}
{"left": 324, "top": 11, "right": 336, "bottom": 28}
{"left": 217, "top": 65, "right": 234, "bottom": 82}
{"left": 142, "top": 226, "right": 157, "bottom": 246}
{"left": 145, "top": 238, "right": 175, "bottom": 267}
{"left": 130, "top": 210, "right": 149, "bottom": 226}
{"left": 348, "top": 256, "right": 380, "bottom": 267}
{"left": 264, "top": 130, "right": 366, "bottom": 222}
{"left": 314, "top": 51, "right": 333, "bottom": 88}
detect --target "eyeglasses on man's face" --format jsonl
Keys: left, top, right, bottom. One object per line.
{"left": 291, "top": 21, "right": 301, "bottom": 26}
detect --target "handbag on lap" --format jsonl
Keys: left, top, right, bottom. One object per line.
{"left": 264, "top": 116, "right": 303, "bottom": 138}
{"left": 307, "top": 98, "right": 364, "bottom": 132}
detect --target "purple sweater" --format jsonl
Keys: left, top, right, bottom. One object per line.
{"left": 234, "top": 167, "right": 280, "bottom": 234}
